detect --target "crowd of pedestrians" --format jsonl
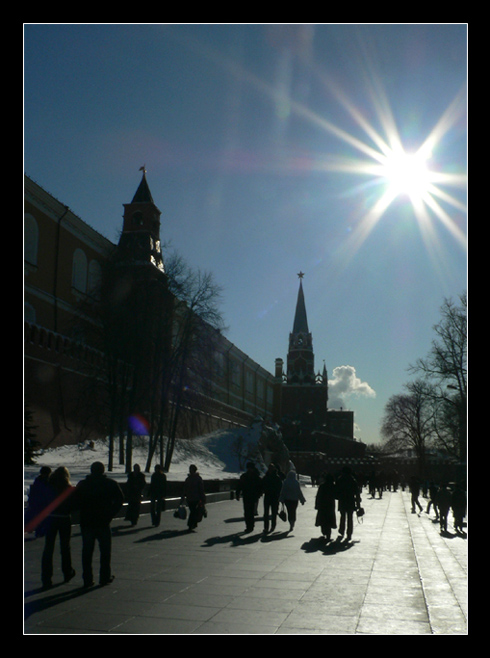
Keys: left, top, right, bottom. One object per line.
{"left": 25, "top": 461, "right": 209, "bottom": 590}
{"left": 25, "top": 459, "right": 466, "bottom": 591}
{"left": 364, "top": 469, "right": 467, "bottom": 535}
{"left": 235, "top": 462, "right": 365, "bottom": 542}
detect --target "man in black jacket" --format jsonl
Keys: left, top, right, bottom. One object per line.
{"left": 236, "top": 462, "right": 263, "bottom": 533}
{"left": 336, "top": 466, "right": 361, "bottom": 542}
{"left": 74, "top": 462, "right": 124, "bottom": 587}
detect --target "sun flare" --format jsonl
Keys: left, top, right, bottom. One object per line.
{"left": 380, "top": 148, "right": 432, "bottom": 203}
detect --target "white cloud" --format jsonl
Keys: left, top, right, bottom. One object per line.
{"left": 328, "top": 365, "right": 376, "bottom": 409}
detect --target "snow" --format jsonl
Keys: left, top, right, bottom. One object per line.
{"left": 24, "top": 420, "right": 282, "bottom": 501}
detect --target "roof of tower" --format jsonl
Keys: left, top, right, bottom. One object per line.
{"left": 292, "top": 277, "right": 309, "bottom": 334}
{"left": 131, "top": 168, "right": 154, "bottom": 204}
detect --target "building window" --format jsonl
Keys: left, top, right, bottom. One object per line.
{"left": 72, "top": 248, "right": 88, "bottom": 293}
{"left": 214, "top": 351, "right": 225, "bottom": 378}
{"left": 132, "top": 211, "right": 144, "bottom": 226}
{"left": 257, "top": 379, "right": 264, "bottom": 400}
{"left": 24, "top": 301, "right": 36, "bottom": 324}
{"left": 88, "top": 259, "right": 102, "bottom": 299}
{"left": 230, "top": 359, "right": 241, "bottom": 389}
{"left": 24, "top": 214, "right": 39, "bottom": 266}
{"left": 246, "top": 370, "right": 254, "bottom": 394}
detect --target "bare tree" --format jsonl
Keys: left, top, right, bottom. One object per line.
{"left": 409, "top": 292, "right": 467, "bottom": 461}
{"left": 69, "top": 243, "right": 225, "bottom": 474}
{"left": 158, "top": 253, "right": 226, "bottom": 472}
{"left": 381, "top": 379, "right": 437, "bottom": 473}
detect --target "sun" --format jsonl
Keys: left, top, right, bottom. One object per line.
{"left": 380, "top": 148, "right": 433, "bottom": 203}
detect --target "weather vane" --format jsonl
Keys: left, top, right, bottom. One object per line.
{"left": 139, "top": 165, "right": 147, "bottom": 174}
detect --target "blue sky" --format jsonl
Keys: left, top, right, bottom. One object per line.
{"left": 24, "top": 24, "right": 467, "bottom": 445}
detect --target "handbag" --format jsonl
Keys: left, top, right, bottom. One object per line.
{"left": 278, "top": 504, "right": 287, "bottom": 522}
{"left": 174, "top": 504, "right": 187, "bottom": 520}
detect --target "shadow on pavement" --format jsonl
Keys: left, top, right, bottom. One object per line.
{"left": 301, "top": 536, "right": 358, "bottom": 555}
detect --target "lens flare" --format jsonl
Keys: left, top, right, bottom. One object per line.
{"left": 128, "top": 414, "right": 150, "bottom": 436}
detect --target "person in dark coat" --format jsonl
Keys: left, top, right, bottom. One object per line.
{"left": 315, "top": 472, "right": 337, "bottom": 541}
{"left": 236, "top": 462, "right": 263, "bottom": 533}
{"left": 40, "top": 467, "right": 76, "bottom": 589}
{"left": 25, "top": 466, "right": 52, "bottom": 538}
{"left": 451, "top": 482, "right": 467, "bottom": 534}
{"left": 261, "top": 463, "right": 283, "bottom": 534}
{"left": 149, "top": 464, "right": 167, "bottom": 527}
{"left": 426, "top": 481, "right": 440, "bottom": 519}
{"left": 125, "top": 464, "right": 146, "bottom": 526}
{"left": 73, "top": 461, "right": 124, "bottom": 588}
{"left": 409, "top": 476, "right": 423, "bottom": 513}
{"left": 437, "top": 483, "right": 452, "bottom": 533}
{"left": 336, "top": 466, "right": 361, "bottom": 541}
{"left": 183, "top": 464, "right": 206, "bottom": 531}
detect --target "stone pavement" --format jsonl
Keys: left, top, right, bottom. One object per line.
{"left": 24, "top": 486, "right": 467, "bottom": 634}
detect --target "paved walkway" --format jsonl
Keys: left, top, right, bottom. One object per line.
{"left": 24, "top": 487, "right": 467, "bottom": 634}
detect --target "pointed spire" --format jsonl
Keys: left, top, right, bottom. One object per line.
{"left": 132, "top": 166, "right": 154, "bottom": 204}
{"left": 292, "top": 273, "right": 309, "bottom": 334}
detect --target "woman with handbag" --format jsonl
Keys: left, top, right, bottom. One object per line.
{"left": 279, "top": 470, "right": 306, "bottom": 532}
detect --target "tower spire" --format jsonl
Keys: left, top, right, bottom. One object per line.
{"left": 131, "top": 166, "right": 154, "bottom": 204}
{"left": 292, "top": 272, "right": 309, "bottom": 334}
{"left": 118, "top": 169, "right": 163, "bottom": 271}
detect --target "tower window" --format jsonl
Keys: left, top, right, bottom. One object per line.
{"left": 132, "top": 211, "right": 144, "bottom": 226}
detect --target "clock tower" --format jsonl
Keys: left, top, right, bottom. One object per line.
{"left": 287, "top": 272, "right": 315, "bottom": 384}
{"left": 274, "top": 273, "right": 328, "bottom": 435}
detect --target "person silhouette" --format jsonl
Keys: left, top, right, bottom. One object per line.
{"left": 149, "top": 464, "right": 167, "bottom": 527}
{"left": 336, "top": 467, "right": 361, "bottom": 541}
{"left": 73, "top": 462, "right": 124, "bottom": 587}
{"left": 262, "top": 463, "right": 282, "bottom": 534}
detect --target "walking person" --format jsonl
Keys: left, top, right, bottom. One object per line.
{"left": 183, "top": 464, "right": 206, "bottom": 531}
{"left": 25, "top": 466, "right": 52, "bottom": 538}
{"left": 73, "top": 462, "right": 124, "bottom": 588}
{"left": 262, "top": 463, "right": 282, "bottom": 534}
{"left": 451, "top": 482, "right": 467, "bottom": 534}
{"left": 40, "top": 467, "right": 76, "bottom": 589}
{"left": 336, "top": 466, "right": 361, "bottom": 542}
{"left": 149, "top": 464, "right": 167, "bottom": 527}
{"left": 426, "top": 481, "right": 440, "bottom": 519}
{"left": 315, "top": 472, "right": 337, "bottom": 541}
{"left": 236, "top": 462, "right": 263, "bottom": 533}
{"left": 409, "top": 476, "right": 423, "bottom": 514}
{"left": 125, "top": 464, "right": 146, "bottom": 526}
{"left": 279, "top": 470, "right": 306, "bottom": 532}
{"left": 437, "top": 483, "right": 452, "bottom": 534}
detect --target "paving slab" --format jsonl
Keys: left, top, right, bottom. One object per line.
{"left": 24, "top": 486, "right": 467, "bottom": 634}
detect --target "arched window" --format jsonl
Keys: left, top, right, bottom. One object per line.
{"left": 72, "top": 248, "right": 87, "bottom": 293}
{"left": 88, "top": 259, "right": 102, "bottom": 298}
{"left": 24, "top": 214, "right": 39, "bottom": 265}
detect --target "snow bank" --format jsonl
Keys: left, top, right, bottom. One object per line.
{"left": 24, "top": 420, "right": 273, "bottom": 499}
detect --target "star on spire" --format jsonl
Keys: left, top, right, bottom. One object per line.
{"left": 297, "top": 271, "right": 305, "bottom": 279}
